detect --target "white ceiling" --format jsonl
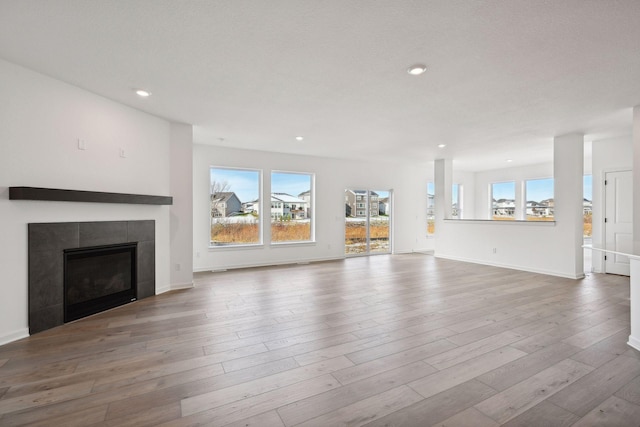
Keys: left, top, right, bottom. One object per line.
{"left": 1, "top": 1, "right": 639, "bottom": 171}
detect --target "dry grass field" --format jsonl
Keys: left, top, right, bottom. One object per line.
{"left": 211, "top": 221, "right": 312, "bottom": 244}
{"left": 211, "top": 222, "right": 259, "bottom": 244}
{"left": 271, "top": 222, "right": 311, "bottom": 242}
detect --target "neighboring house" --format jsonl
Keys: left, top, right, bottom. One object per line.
{"left": 241, "top": 200, "right": 257, "bottom": 214}
{"left": 271, "top": 193, "right": 308, "bottom": 220}
{"left": 526, "top": 200, "right": 553, "bottom": 217}
{"left": 493, "top": 198, "right": 516, "bottom": 217}
{"left": 583, "top": 198, "right": 593, "bottom": 215}
{"left": 379, "top": 197, "right": 389, "bottom": 215}
{"left": 345, "top": 190, "right": 379, "bottom": 217}
{"left": 452, "top": 202, "right": 460, "bottom": 218}
{"left": 298, "top": 190, "right": 312, "bottom": 217}
{"left": 526, "top": 201, "right": 544, "bottom": 217}
{"left": 211, "top": 192, "right": 242, "bottom": 218}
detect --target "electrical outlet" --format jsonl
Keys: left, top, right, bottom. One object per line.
{"left": 119, "top": 148, "right": 127, "bottom": 158}
{"left": 77, "top": 139, "right": 86, "bottom": 150}
{"left": 175, "top": 263, "right": 181, "bottom": 271}
{"left": 493, "top": 248, "right": 497, "bottom": 254}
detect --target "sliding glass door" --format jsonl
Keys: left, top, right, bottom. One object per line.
{"left": 344, "top": 189, "right": 391, "bottom": 255}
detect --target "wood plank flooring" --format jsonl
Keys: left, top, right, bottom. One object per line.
{"left": 1, "top": 254, "right": 639, "bottom": 426}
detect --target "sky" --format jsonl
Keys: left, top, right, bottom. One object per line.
{"left": 211, "top": 168, "right": 312, "bottom": 203}
{"left": 211, "top": 168, "right": 260, "bottom": 202}
{"left": 272, "top": 172, "right": 311, "bottom": 198}
{"left": 525, "top": 178, "right": 554, "bottom": 202}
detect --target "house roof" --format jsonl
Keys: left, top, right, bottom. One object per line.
{"left": 211, "top": 192, "right": 238, "bottom": 203}
{"left": 272, "top": 193, "right": 307, "bottom": 203}
{"left": 1, "top": 2, "right": 639, "bottom": 171}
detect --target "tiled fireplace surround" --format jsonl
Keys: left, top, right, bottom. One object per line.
{"left": 28, "top": 220, "right": 155, "bottom": 334}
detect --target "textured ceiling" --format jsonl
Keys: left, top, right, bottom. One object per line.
{"left": 1, "top": 0, "right": 639, "bottom": 171}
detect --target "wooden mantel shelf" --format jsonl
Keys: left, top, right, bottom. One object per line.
{"left": 9, "top": 187, "right": 173, "bottom": 205}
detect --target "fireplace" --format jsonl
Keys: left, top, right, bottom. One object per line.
{"left": 64, "top": 243, "right": 137, "bottom": 322}
{"left": 28, "top": 220, "right": 155, "bottom": 334}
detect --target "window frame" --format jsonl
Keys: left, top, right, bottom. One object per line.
{"left": 270, "top": 170, "right": 316, "bottom": 245}
{"left": 491, "top": 181, "right": 516, "bottom": 220}
{"left": 524, "top": 177, "right": 555, "bottom": 221}
{"left": 209, "top": 166, "right": 263, "bottom": 248}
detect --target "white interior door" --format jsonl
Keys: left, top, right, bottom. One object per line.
{"left": 605, "top": 170, "right": 632, "bottom": 276}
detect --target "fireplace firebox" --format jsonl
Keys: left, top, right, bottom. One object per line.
{"left": 64, "top": 243, "right": 137, "bottom": 322}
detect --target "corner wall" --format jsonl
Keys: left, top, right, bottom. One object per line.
{"left": 193, "top": 144, "right": 434, "bottom": 271}
{"left": 0, "top": 59, "right": 172, "bottom": 344}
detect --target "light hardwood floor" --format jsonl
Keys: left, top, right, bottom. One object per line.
{"left": 1, "top": 254, "right": 639, "bottom": 426}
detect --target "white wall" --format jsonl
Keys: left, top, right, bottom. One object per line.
{"left": 0, "top": 59, "right": 172, "bottom": 344}
{"left": 193, "top": 144, "right": 434, "bottom": 271}
{"left": 592, "top": 135, "right": 633, "bottom": 272}
{"left": 436, "top": 157, "right": 586, "bottom": 279}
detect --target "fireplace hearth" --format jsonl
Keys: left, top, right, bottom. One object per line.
{"left": 28, "top": 220, "right": 155, "bottom": 334}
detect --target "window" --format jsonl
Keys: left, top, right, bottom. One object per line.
{"left": 584, "top": 175, "right": 592, "bottom": 237}
{"left": 452, "top": 184, "right": 462, "bottom": 219}
{"left": 427, "top": 182, "right": 435, "bottom": 235}
{"left": 210, "top": 167, "right": 261, "bottom": 246}
{"left": 492, "top": 181, "right": 516, "bottom": 220}
{"left": 525, "top": 178, "right": 554, "bottom": 221}
{"left": 271, "top": 171, "right": 314, "bottom": 243}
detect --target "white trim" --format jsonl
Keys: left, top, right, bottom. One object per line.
{"left": 435, "top": 253, "right": 585, "bottom": 279}
{"left": 156, "top": 285, "right": 171, "bottom": 294}
{"left": 193, "top": 255, "right": 346, "bottom": 273}
{"left": 628, "top": 335, "right": 640, "bottom": 352}
{"left": 0, "top": 328, "right": 29, "bottom": 346}
{"left": 170, "top": 282, "right": 195, "bottom": 290}
{"left": 444, "top": 219, "right": 555, "bottom": 226}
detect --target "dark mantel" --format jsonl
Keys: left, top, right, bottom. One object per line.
{"left": 10, "top": 187, "right": 172, "bottom": 205}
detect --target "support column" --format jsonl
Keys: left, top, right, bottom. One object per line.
{"left": 631, "top": 106, "right": 640, "bottom": 350}
{"left": 434, "top": 159, "right": 453, "bottom": 225}
{"left": 169, "top": 123, "right": 194, "bottom": 289}
{"left": 633, "top": 106, "right": 640, "bottom": 253}
{"left": 515, "top": 180, "right": 525, "bottom": 220}
{"left": 553, "top": 133, "right": 584, "bottom": 278}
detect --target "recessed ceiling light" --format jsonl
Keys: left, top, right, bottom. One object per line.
{"left": 295, "top": 136, "right": 304, "bottom": 141}
{"left": 407, "top": 64, "right": 427, "bottom": 75}
{"left": 135, "top": 89, "right": 151, "bottom": 97}
{"left": 438, "top": 144, "right": 446, "bottom": 148}
{"left": 506, "top": 159, "right": 513, "bottom": 163}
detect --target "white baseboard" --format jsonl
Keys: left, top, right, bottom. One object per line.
{"left": 0, "top": 328, "right": 29, "bottom": 346}
{"left": 156, "top": 285, "right": 171, "bottom": 295}
{"left": 434, "top": 253, "right": 585, "bottom": 279}
{"left": 628, "top": 335, "right": 640, "bottom": 352}
{"left": 193, "top": 255, "right": 346, "bottom": 273}
{"left": 171, "top": 282, "right": 194, "bottom": 290}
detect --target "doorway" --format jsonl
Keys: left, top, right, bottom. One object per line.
{"left": 344, "top": 189, "right": 391, "bottom": 255}
{"left": 604, "top": 170, "right": 632, "bottom": 276}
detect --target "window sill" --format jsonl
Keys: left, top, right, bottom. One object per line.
{"left": 209, "top": 243, "right": 264, "bottom": 250}
{"left": 270, "top": 241, "right": 316, "bottom": 248}
{"left": 444, "top": 219, "right": 556, "bottom": 226}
